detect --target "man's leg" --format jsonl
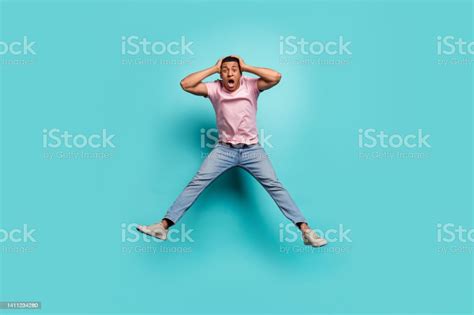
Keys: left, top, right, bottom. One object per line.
{"left": 163, "top": 144, "right": 238, "bottom": 224}
{"left": 239, "top": 145, "right": 327, "bottom": 247}
{"left": 239, "top": 144, "right": 307, "bottom": 225}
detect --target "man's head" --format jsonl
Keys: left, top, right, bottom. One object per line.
{"left": 220, "top": 56, "right": 242, "bottom": 92}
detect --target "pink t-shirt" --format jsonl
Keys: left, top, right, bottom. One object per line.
{"left": 205, "top": 76, "right": 261, "bottom": 145}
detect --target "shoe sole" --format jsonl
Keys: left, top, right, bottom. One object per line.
{"left": 304, "top": 239, "right": 328, "bottom": 247}
{"left": 136, "top": 226, "right": 167, "bottom": 240}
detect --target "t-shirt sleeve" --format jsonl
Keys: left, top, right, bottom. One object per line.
{"left": 245, "top": 77, "right": 261, "bottom": 98}
{"left": 204, "top": 80, "right": 219, "bottom": 101}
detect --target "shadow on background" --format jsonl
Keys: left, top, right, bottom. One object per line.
{"left": 152, "top": 102, "right": 286, "bottom": 258}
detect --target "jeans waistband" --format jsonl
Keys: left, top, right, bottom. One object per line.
{"left": 218, "top": 141, "right": 258, "bottom": 149}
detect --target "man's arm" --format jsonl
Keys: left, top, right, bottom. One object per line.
{"left": 233, "top": 56, "right": 282, "bottom": 91}
{"left": 180, "top": 59, "right": 221, "bottom": 96}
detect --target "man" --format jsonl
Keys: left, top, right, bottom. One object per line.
{"left": 137, "top": 56, "right": 327, "bottom": 247}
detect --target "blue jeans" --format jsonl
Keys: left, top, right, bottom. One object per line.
{"left": 164, "top": 143, "right": 307, "bottom": 225}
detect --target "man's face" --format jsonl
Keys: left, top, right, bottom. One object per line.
{"left": 220, "top": 61, "right": 241, "bottom": 92}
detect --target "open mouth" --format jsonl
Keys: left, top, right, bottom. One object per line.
{"left": 227, "top": 79, "right": 236, "bottom": 88}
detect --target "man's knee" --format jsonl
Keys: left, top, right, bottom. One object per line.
{"left": 259, "top": 176, "right": 283, "bottom": 189}
{"left": 190, "top": 171, "right": 219, "bottom": 185}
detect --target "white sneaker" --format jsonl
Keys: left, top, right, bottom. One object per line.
{"left": 302, "top": 229, "right": 328, "bottom": 247}
{"left": 136, "top": 222, "right": 168, "bottom": 240}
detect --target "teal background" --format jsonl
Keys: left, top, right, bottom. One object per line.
{"left": 0, "top": 0, "right": 472, "bottom": 314}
